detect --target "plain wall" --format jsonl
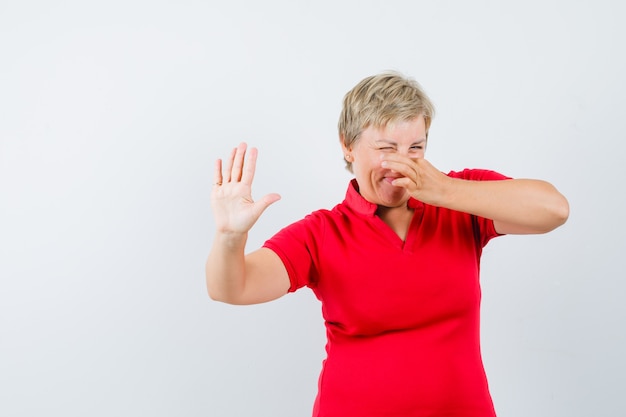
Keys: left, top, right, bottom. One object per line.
{"left": 1, "top": 0, "right": 624, "bottom": 416}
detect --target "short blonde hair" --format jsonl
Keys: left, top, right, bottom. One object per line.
{"left": 338, "top": 71, "right": 435, "bottom": 172}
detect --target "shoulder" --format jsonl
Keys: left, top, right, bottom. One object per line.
{"left": 447, "top": 168, "right": 511, "bottom": 181}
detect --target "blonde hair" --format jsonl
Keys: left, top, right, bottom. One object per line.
{"left": 338, "top": 71, "right": 435, "bottom": 172}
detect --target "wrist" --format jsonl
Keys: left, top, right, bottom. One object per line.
{"left": 214, "top": 230, "right": 248, "bottom": 250}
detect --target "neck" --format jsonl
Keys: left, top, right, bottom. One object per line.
{"left": 376, "top": 205, "right": 414, "bottom": 240}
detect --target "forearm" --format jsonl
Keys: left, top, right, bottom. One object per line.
{"left": 205, "top": 232, "right": 248, "bottom": 302}
{"left": 443, "top": 178, "right": 569, "bottom": 234}
{"left": 206, "top": 143, "right": 288, "bottom": 305}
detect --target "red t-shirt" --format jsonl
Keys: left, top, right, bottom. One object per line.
{"left": 263, "top": 169, "right": 509, "bottom": 417}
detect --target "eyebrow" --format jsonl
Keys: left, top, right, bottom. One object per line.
{"left": 374, "top": 139, "right": 426, "bottom": 146}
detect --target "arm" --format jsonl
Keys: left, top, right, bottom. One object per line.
{"left": 381, "top": 156, "right": 569, "bottom": 235}
{"left": 206, "top": 143, "right": 290, "bottom": 305}
{"left": 442, "top": 177, "right": 569, "bottom": 235}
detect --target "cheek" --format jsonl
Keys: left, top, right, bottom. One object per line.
{"left": 353, "top": 155, "right": 382, "bottom": 174}
{"left": 370, "top": 152, "right": 385, "bottom": 167}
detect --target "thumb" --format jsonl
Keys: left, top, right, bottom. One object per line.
{"left": 253, "top": 193, "right": 281, "bottom": 216}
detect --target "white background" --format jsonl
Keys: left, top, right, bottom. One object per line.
{"left": 1, "top": 1, "right": 624, "bottom": 416}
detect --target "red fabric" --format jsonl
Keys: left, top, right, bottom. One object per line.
{"left": 263, "top": 169, "right": 510, "bottom": 417}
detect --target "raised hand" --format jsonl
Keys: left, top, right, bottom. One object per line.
{"left": 211, "top": 142, "right": 281, "bottom": 234}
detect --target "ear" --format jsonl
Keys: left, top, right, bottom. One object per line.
{"left": 340, "top": 134, "right": 354, "bottom": 162}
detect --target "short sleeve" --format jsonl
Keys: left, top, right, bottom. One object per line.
{"left": 262, "top": 212, "right": 326, "bottom": 293}
{"left": 447, "top": 169, "right": 512, "bottom": 246}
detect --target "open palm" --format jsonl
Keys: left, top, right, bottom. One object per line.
{"left": 211, "top": 143, "right": 281, "bottom": 234}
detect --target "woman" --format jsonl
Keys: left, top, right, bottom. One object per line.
{"left": 206, "top": 72, "right": 569, "bottom": 416}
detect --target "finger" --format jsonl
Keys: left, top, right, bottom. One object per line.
{"left": 213, "top": 159, "right": 223, "bottom": 186}
{"left": 222, "top": 147, "right": 237, "bottom": 183}
{"left": 241, "top": 147, "right": 258, "bottom": 185}
{"left": 252, "top": 193, "right": 282, "bottom": 217}
{"left": 381, "top": 159, "right": 416, "bottom": 178}
{"left": 230, "top": 142, "right": 247, "bottom": 183}
{"left": 391, "top": 177, "right": 415, "bottom": 190}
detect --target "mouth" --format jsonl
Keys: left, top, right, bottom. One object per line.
{"left": 382, "top": 175, "right": 403, "bottom": 185}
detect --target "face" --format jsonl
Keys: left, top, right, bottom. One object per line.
{"left": 342, "top": 116, "right": 427, "bottom": 208}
